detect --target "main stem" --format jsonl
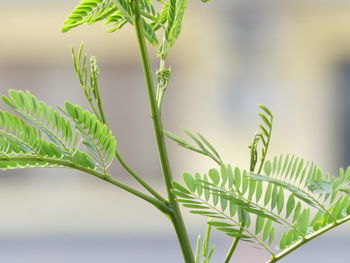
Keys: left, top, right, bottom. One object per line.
{"left": 132, "top": 1, "right": 194, "bottom": 262}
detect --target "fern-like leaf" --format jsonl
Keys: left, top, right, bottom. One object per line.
{"left": 2, "top": 90, "right": 78, "bottom": 158}
{"left": 173, "top": 166, "right": 283, "bottom": 251}
{"left": 166, "top": 0, "right": 187, "bottom": 48}
{"left": 0, "top": 111, "right": 96, "bottom": 171}
{"left": 165, "top": 129, "right": 222, "bottom": 165}
{"left": 62, "top": 0, "right": 116, "bottom": 32}
{"left": 174, "top": 159, "right": 350, "bottom": 260}
{"left": 63, "top": 101, "right": 116, "bottom": 173}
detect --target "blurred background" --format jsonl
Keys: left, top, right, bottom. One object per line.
{"left": 0, "top": 0, "right": 350, "bottom": 262}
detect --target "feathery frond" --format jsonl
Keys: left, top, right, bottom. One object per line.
{"left": 173, "top": 157, "right": 350, "bottom": 260}
{"left": 62, "top": 0, "right": 117, "bottom": 32}
{"left": 2, "top": 90, "right": 78, "bottom": 157}
{"left": 0, "top": 109, "right": 96, "bottom": 171}
{"left": 165, "top": 0, "right": 187, "bottom": 49}
{"left": 62, "top": 0, "right": 196, "bottom": 48}
{"left": 63, "top": 101, "right": 116, "bottom": 174}
{"left": 0, "top": 90, "right": 116, "bottom": 174}
{"left": 165, "top": 129, "right": 222, "bottom": 165}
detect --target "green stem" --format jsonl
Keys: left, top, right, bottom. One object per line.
{"left": 132, "top": 1, "right": 194, "bottom": 262}
{"left": 0, "top": 155, "right": 170, "bottom": 214}
{"left": 225, "top": 137, "right": 273, "bottom": 263}
{"left": 95, "top": 88, "right": 107, "bottom": 125}
{"left": 267, "top": 215, "right": 350, "bottom": 263}
{"left": 115, "top": 150, "right": 166, "bottom": 202}
{"left": 156, "top": 37, "right": 168, "bottom": 110}
{"left": 86, "top": 59, "right": 166, "bottom": 204}
{"left": 223, "top": 229, "right": 241, "bottom": 263}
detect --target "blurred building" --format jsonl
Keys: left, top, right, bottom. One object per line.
{"left": 0, "top": 0, "right": 350, "bottom": 262}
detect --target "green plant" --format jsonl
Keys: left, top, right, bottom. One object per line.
{"left": 1, "top": 0, "right": 349, "bottom": 262}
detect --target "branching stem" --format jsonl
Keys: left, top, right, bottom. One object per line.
{"left": 156, "top": 37, "right": 169, "bottom": 110}
{"left": 115, "top": 150, "right": 166, "bottom": 202}
{"left": 132, "top": 1, "right": 194, "bottom": 262}
{"left": 0, "top": 155, "right": 170, "bottom": 214}
{"left": 80, "top": 53, "right": 167, "bottom": 206}
{"left": 223, "top": 228, "right": 241, "bottom": 263}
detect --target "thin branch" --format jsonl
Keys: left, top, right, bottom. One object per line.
{"left": 115, "top": 150, "right": 166, "bottom": 202}
{"left": 0, "top": 155, "right": 170, "bottom": 214}
{"left": 223, "top": 226, "right": 242, "bottom": 263}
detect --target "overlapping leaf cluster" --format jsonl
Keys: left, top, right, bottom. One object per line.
{"left": 0, "top": 90, "right": 116, "bottom": 174}
{"left": 171, "top": 106, "right": 350, "bottom": 261}
{"left": 61, "top": 0, "right": 190, "bottom": 53}
{"left": 174, "top": 156, "right": 350, "bottom": 257}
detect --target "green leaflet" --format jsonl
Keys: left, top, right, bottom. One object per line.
{"left": 0, "top": 128, "right": 62, "bottom": 160}
{"left": 62, "top": 0, "right": 116, "bottom": 32}
{"left": 255, "top": 216, "right": 265, "bottom": 235}
{"left": 141, "top": 18, "right": 158, "bottom": 46}
{"left": 0, "top": 111, "right": 43, "bottom": 155}
{"left": 112, "top": 0, "right": 133, "bottom": 22}
{"left": 165, "top": 0, "right": 187, "bottom": 48}
{"left": 208, "top": 169, "right": 220, "bottom": 185}
{"left": 183, "top": 172, "right": 196, "bottom": 192}
{"left": 63, "top": 101, "right": 116, "bottom": 173}
{"left": 104, "top": 12, "right": 128, "bottom": 32}
{"left": 286, "top": 194, "right": 295, "bottom": 219}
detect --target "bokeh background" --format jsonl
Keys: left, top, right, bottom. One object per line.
{"left": 0, "top": 0, "right": 350, "bottom": 262}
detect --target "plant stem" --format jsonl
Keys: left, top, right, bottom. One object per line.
{"left": 267, "top": 215, "right": 350, "bottom": 263}
{"left": 0, "top": 155, "right": 170, "bottom": 214}
{"left": 115, "top": 150, "right": 166, "bottom": 202}
{"left": 156, "top": 37, "right": 169, "bottom": 110}
{"left": 86, "top": 58, "right": 166, "bottom": 204}
{"left": 223, "top": 227, "right": 241, "bottom": 263}
{"left": 95, "top": 86, "right": 107, "bottom": 125}
{"left": 132, "top": 1, "right": 194, "bottom": 262}
{"left": 225, "top": 145, "right": 271, "bottom": 263}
